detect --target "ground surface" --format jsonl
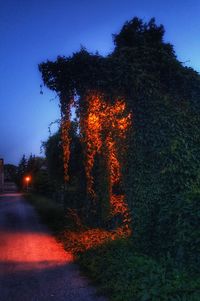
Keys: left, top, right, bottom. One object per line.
{"left": 0, "top": 193, "right": 106, "bottom": 301}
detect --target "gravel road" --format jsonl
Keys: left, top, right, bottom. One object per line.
{"left": 0, "top": 193, "right": 106, "bottom": 301}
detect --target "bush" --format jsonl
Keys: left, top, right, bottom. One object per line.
{"left": 78, "top": 239, "right": 200, "bottom": 301}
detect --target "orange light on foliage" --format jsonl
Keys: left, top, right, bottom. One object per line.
{"left": 61, "top": 92, "right": 132, "bottom": 233}
{"left": 61, "top": 99, "right": 74, "bottom": 182}
{"left": 82, "top": 93, "right": 132, "bottom": 230}
{"left": 63, "top": 226, "right": 131, "bottom": 254}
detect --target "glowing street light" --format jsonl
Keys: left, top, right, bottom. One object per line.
{"left": 25, "top": 176, "right": 31, "bottom": 192}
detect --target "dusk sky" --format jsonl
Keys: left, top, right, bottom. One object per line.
{"left": 0, "top": 0, "right": 200, "bottom": 165}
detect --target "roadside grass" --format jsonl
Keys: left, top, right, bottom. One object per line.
{"left": 24, "top": 193, "right": 70, "bottom": 233}
{"left": 25, "top": 193, "right": 200, "bottom": 301}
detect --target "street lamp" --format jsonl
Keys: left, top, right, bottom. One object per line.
{"left": 25, "top": 176, "right": 31, "bottom": 192}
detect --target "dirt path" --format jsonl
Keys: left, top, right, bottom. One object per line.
{"left": 0, "top": 193, "right": 106, "bottom": 301}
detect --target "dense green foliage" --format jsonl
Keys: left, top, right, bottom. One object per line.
{"left": 42, "top": 122, "right": 87, "bottom": 209}
{"left": 78, "top": 240, "right": 200, "bottom": 301}
{"left": 125, "top": 94, "right": 200, "bottom": 271}
{"left": 42, "top": 130, "right": 64, "bottom": 186}
{"left": 39, "top": 17, "right": 200, "bottom": 273}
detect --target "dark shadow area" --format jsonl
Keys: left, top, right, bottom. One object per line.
{"left": 0, "top": 260, "right": 106, "bottom": 301}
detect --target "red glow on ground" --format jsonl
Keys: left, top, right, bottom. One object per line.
{"left": 0, "top": 230, "right": 73, "bottom": 274}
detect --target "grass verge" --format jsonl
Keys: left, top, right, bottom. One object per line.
{"left": 25, "top": 193, "right": 67, "bottom": 233}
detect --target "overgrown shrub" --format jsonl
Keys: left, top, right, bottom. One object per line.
{"left": 78, "top": 239, "right": 200, "bottom": 301}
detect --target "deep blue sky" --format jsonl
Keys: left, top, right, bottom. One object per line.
{"left": 0, "top": 0, "right": 200, "bottom": 165}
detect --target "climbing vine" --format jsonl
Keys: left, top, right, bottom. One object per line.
{"left": 61, "top": 99, "right": 75, "bottom": 182}
{"left": 78, "top": 93, "right": 132, "bottom": 229}
{"left": 59, "top": 92, "right": 132, "bottom": 229}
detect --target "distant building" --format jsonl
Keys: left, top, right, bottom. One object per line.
{"left": 0, "top": 159, "right": 4, "bottom": 192}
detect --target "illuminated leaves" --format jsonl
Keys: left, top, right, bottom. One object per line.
{"left": 60, "top": 91, "right": 132, "bottom": 230}
{"left": 81, "top": 93, "right": 131, "bottom": 227}
{"left": 61, "top": 100, "right": 74, "bottom": 182}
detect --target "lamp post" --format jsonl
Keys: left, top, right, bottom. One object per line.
{"left": 25, "top": 176, "right": 31, "bottom": 192}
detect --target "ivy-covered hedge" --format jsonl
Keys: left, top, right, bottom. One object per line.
{"left": 39, "top": 17, "right": 200, "bottom": 270}
{"left": 124, "top": 93, "right": 200, "bottom": 271}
